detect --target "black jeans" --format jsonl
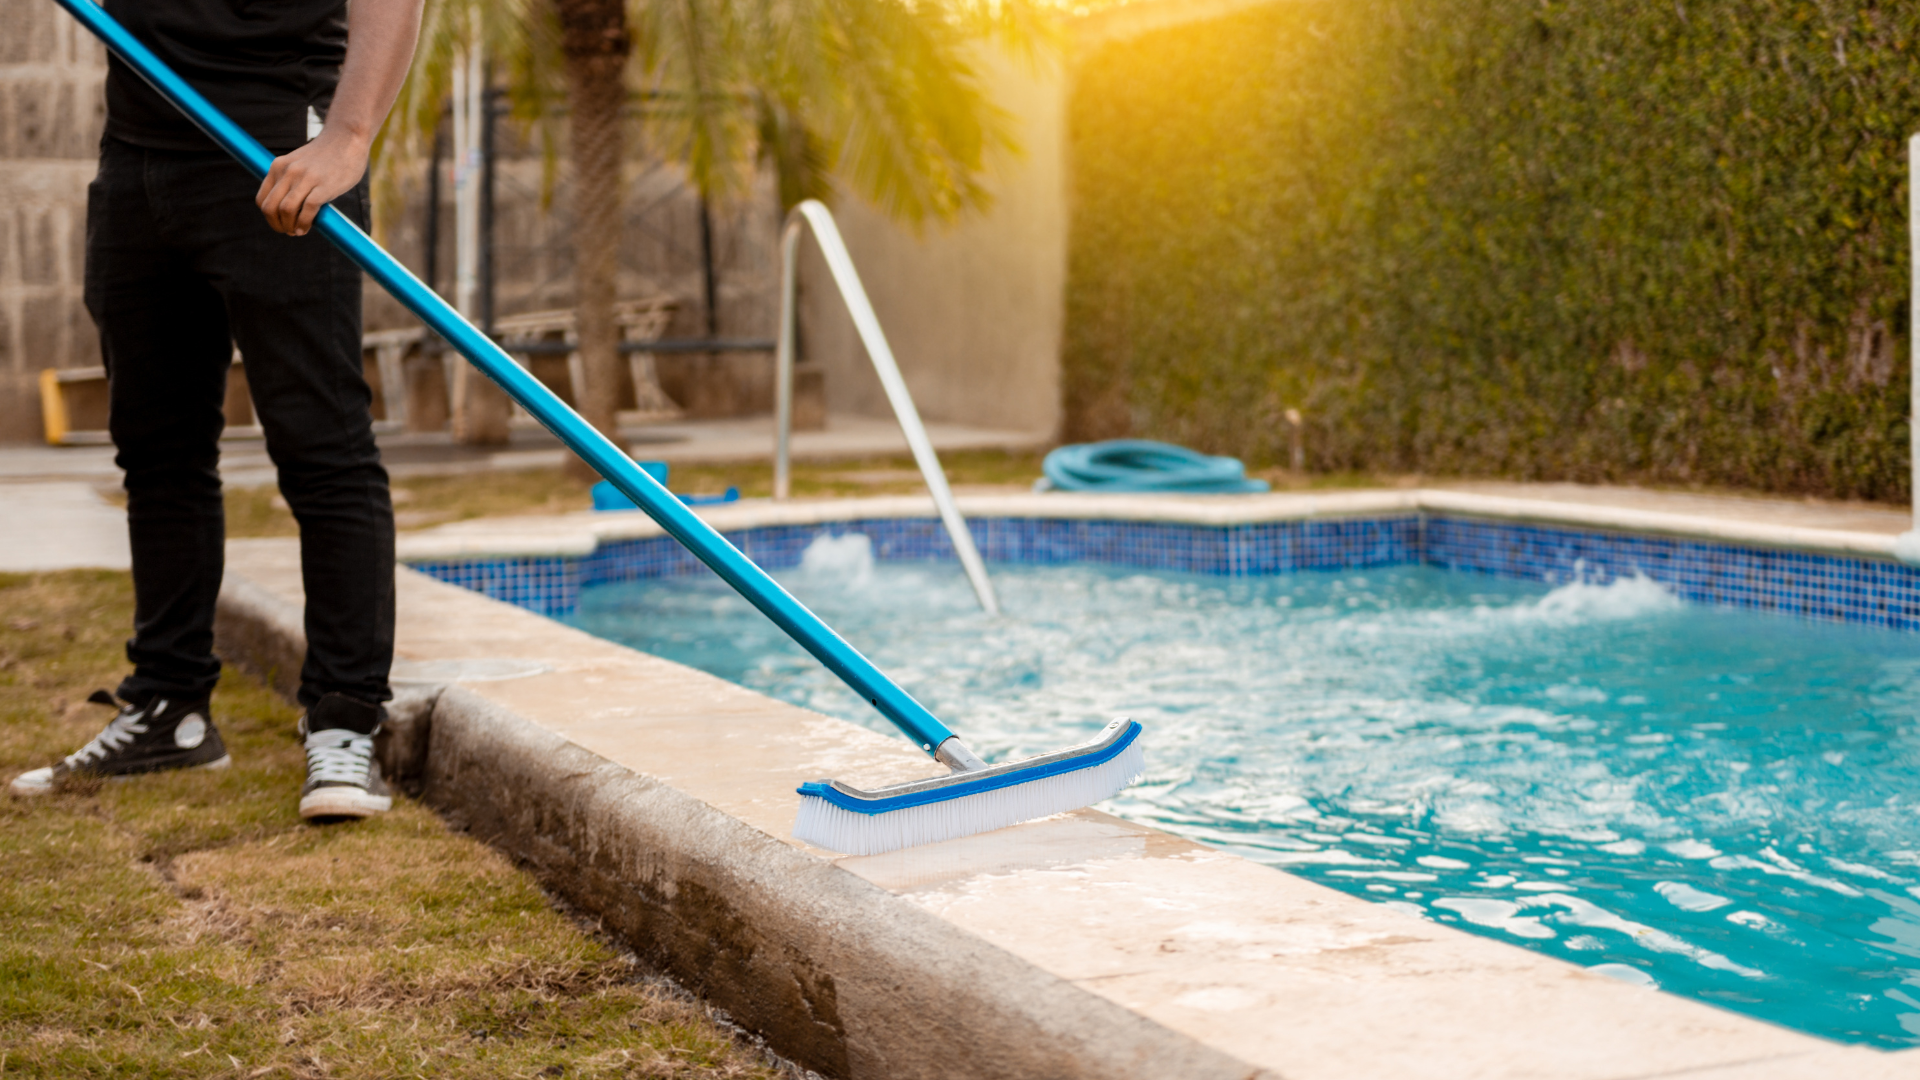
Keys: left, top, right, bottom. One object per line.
{"left": 85, "top": 137, "right": 394, "bottom": 711}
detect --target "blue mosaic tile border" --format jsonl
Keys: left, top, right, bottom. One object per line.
{"left": 406, "top": 512, "right": 1920, "bottom": 630}
{"left": 970, "top": 516, "right": 1421, "bottom": 575}
{"left": 409, "top": 555, "right": 581, "bottom": 617}
{"left": 1425, "top": 516, "right": 1920, "bottom": 630}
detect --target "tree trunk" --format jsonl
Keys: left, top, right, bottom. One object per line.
{"left": 554, "top": 0, "right": 630, "bottom": 481}
{"left": 452, "top": 364, "right": 514, "bottom": 444}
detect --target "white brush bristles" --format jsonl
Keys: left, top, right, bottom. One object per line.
{"left": 792, "top": 741, "right": 1146, "bottom": 856}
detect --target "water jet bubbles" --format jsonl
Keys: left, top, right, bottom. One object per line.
{"left": 1528, "top": 574, "right": 1680, "bottom": 624}
{"left": 798, "top": 532, "right": 875, "bottom": 585}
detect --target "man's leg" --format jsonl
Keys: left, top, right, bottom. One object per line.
{"left": 9, "top": 139, "right": 237, "bottom": 797}
{"left": 164, "top": 154, "right": 394, "bottom": 819}
{"left": 187, "top": 169, "right": 396, "bottom": 716}
{"left": 92, "top": 141, "right": 236, "bottom": 707}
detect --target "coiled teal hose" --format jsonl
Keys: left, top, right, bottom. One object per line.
{"left": 1040, "top": 440, "right": 1270, "bottom": 494}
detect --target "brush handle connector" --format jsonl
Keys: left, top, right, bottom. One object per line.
{"left": 935, "top": 738, "right": 988, "bottom": 773}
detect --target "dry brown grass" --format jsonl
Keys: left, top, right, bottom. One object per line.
{"left": 0, "top": 571, "right": 789, "bottom": 1079}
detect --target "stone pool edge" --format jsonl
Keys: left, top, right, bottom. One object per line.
{"left": 393, "top": 489, "right": 1901, "bottom": 563}
{"left": 215, "top": 537, "right": 1920, "bottom": 1080}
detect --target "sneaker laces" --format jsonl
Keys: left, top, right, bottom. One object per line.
{"left": 64, "top": 703, "right": 155, "bottom": 768}
{"left": 305, "top": 729, "right": 375, "bottom": 785}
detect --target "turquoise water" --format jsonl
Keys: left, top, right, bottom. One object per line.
{"left": 571, "top": 535, "right": 1920, "bottom": 1047}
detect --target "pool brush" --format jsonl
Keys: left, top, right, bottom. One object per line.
{"left": 59, "top": 0, "right": 1145, "bottom": 856}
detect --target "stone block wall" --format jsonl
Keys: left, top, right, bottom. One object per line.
{"left": 0, "top": 0, "right": 105, "bottom": 443}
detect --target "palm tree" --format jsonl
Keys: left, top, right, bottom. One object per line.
{"left": 384, "top": 0, "right": 1050, "bottom": 473}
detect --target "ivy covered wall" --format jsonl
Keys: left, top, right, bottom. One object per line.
{"left": 1065, "top": 0, "right": 1917, "bottom": 498}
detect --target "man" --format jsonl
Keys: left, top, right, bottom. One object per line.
{"left": 9, "top": 0, "right": 424, "bottom": 820}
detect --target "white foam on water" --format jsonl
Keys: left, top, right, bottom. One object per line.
{"left": 1528, "top": 573, "right": 1681, "bottom": 623}
{"left": 1326, "top": 870, "right": 1438, "bottom": 882}
{"left": 797, "top": 532, "right": 876, "bottom": 586}
{"left": 1589, "top": 963, "right": 1659, "bottom": 989}
{"left": 1728, "top": 910, "right": 1784, "bottom": 933}
{"left": 1709, "top": 851, "right": 1865, "bottom": 898}
{"left": 1526, "top": 893, "right": 1765, "bottom": 978}
{"left": 1655, "top": 881, "right": 1733, "bottom": 912}
{"left": 1434, "top": 897, "right": 1556, "bottom": 939}
{"left": 1545, "top": 683, "right": 1609, "bottom": 705}
{"left": 1827, "top": 858, "right": 1902, "bottom": 883}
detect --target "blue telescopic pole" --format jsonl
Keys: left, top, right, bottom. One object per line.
{"left": 53, "top": 0, "right": 959, "bottom": 757}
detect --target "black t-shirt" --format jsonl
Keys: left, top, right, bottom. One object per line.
{"left": 104, "top": 0, "right": 349, "bottom": 152}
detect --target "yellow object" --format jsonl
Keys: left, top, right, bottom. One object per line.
{"left": 39, "top": 368, "right": 68, "bottom": 446}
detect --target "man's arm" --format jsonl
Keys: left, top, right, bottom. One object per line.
{"left": 256, "top": 0, "right": 424, "bottom": 237}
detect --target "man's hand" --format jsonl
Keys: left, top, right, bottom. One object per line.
{"left": 255, "top": 126, "right": 370, "bottom": 237}
{"left": 252, "top": 0, "right": 423, "bottom": 236}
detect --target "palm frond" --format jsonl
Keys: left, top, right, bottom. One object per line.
{"left": 371, "top": 0, "right": 1059, "bottom": 235}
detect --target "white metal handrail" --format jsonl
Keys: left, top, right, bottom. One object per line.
{"left": 774, "top": 200, "right": 1001, "bottom": 614}
{"left": 1900, "top": 134, "right": 1920, "bottom": 565}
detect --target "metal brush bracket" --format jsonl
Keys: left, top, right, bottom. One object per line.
{"left": 935, "top": 738, "right": 989, "bottom": 773}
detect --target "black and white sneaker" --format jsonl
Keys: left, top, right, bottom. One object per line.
{"left": 9, "top": 691, "right": 229, "bottom": 796}
{"left": 298, "top": 694, "right": 391, "bottom": 821}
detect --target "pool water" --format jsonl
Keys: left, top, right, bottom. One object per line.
{"left": 571, "top": 535, "right": 1920, "bottom": 1047}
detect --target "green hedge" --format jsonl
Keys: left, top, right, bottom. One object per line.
{"left": 1065, "top": 0, "right": 1919, "bottom": 498}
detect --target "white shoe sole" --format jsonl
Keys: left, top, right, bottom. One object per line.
{"left": 8, "top": 754, "right": 230, "bottom": 797}
{"left": 8, "top": 767, "right": 55, "bottom": 797}
{"left": 299, "top": 786, "right": 393, "bottom": 819}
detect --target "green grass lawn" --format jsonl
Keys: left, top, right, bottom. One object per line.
{"left": 0, "top": 571, "right": 784, "bottom": 1079}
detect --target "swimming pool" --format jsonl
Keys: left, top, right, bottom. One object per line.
{"left": 570, "top": 534, "right": 1920, "bottom": 1049}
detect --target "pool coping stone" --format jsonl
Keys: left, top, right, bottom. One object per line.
{"left": 392, "top": 489, "right": 1906, "bottom": 563}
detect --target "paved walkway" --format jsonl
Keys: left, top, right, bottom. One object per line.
{"left": 0, "top": 414, "right": 1051, "bottom": 490}
{"left": 1433, "top": 480, "right": 1914, "bottom": 537}
{"left": 0, "top": 482, "right": 131, "bottom": 571}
